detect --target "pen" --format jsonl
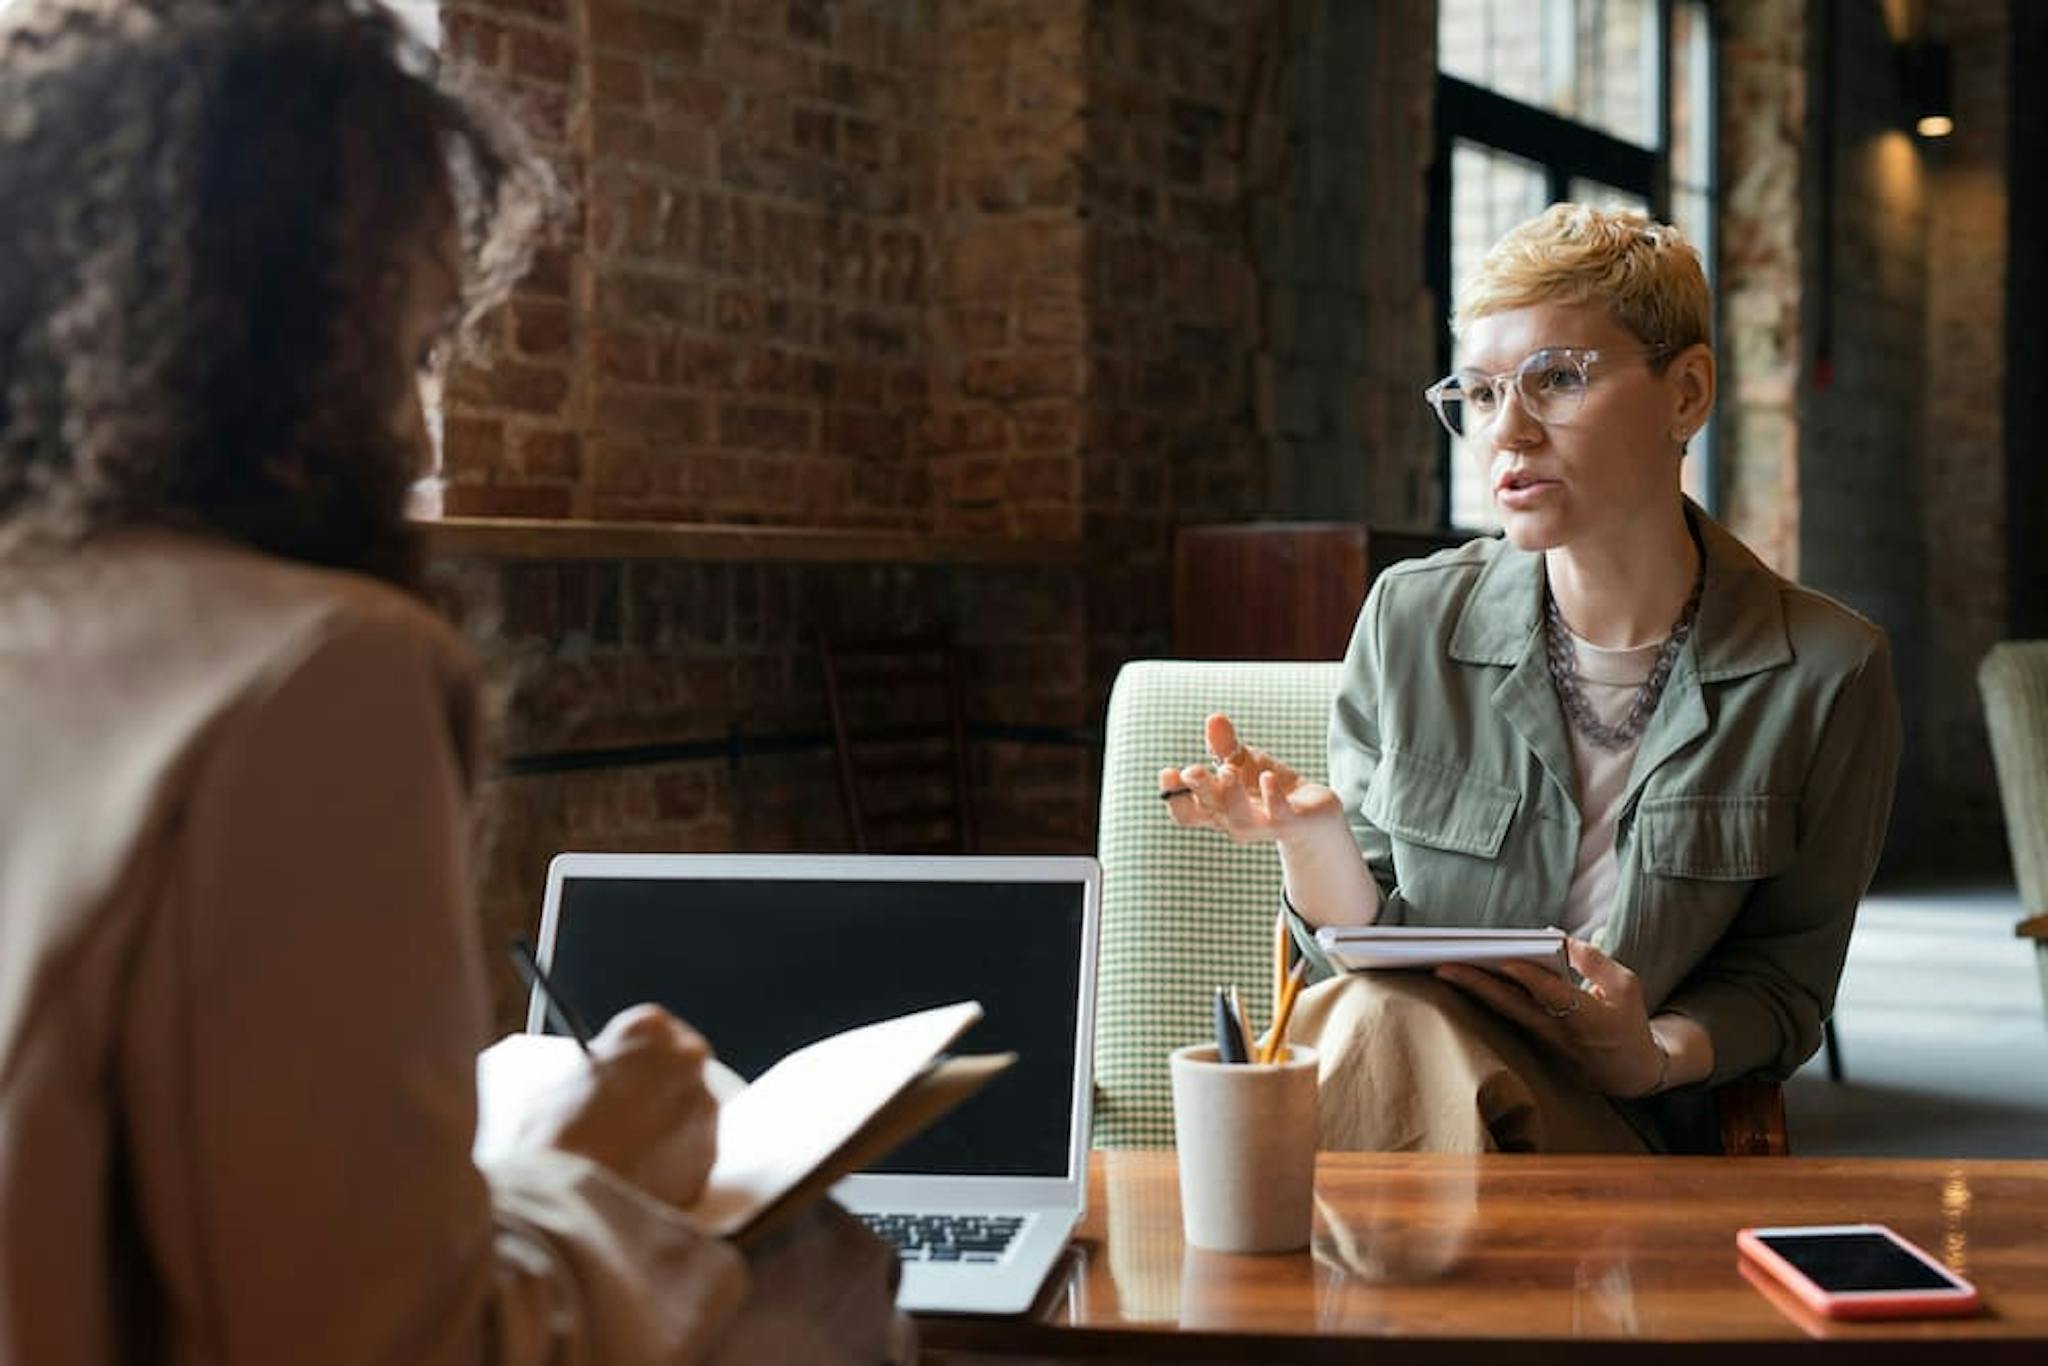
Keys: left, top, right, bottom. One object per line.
{"left": 1226, "top": 985, "right": 1254, "bottom": 1064}
{"left": 1214, "top": 987, "right": 1248, "bottom": 1063}
{"left": 509, "top": 938, "right": 595, "bottom": 1059}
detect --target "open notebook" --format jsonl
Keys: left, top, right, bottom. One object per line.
{"left": 476, "top": 1001, "right": 1012, "bottom": 1246}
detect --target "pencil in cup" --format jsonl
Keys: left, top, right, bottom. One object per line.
{"left": 1257, "top": 958, "right": 1310, "bottom": 1065}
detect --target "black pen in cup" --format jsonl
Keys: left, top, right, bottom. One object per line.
{"left": 509, "top": 938, "right": 595, "bottom": 1059}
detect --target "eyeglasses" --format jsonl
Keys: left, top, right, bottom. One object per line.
{"left": 1422, "top": 345, "right": 1670, "bottom": 439}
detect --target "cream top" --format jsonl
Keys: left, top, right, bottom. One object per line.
{"left": 1556, "top": 631, "right": 1661, "bottom": 939}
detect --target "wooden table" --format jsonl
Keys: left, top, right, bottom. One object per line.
{"left": 920, "top": 1151, "right": 2048, "bottom": 1363}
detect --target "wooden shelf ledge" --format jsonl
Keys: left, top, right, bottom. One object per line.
{"left": 417, "top": 517, "right": 1086, "bottom": 566}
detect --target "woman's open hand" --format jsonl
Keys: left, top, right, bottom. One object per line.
{"left": 1434, "top": 940, "right": 1667, "bottom": 1098}
{"left": 1159, "top": 713, "right": 1343, "bottom": 845}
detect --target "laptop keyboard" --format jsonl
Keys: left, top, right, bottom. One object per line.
{"left": 859, "top": 1211, "right": 1028, "bottom": 1264}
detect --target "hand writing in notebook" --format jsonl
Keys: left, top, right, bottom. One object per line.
{"left": 511, "top": 1003, "right": 721, "bottom": 1208}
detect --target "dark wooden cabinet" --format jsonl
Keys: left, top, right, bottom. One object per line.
{"left": 1173, "top": 523, "right": 1473, "bottom": 659}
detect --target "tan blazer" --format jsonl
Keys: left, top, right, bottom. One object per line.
{"left": 0, "top": 532, "right": 749, "bottom": 1363}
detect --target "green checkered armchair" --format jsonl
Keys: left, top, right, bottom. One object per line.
{"left": 1089, "top": 658, "right": 1793, "bottom": 1156}
{"left": 1092, "top": 660, "right": 1343, "bottom": 1148}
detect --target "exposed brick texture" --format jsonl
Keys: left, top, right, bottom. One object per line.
{"left": 1918, "top": 0, "right": 2009, "bottom": 869}
{"left": 438, "top": 0, "right": 935, "bottom": 528}
{"left": 432, "top": 554, "right": 1093, "bottom": 1026}
{"left": 424, "top": 0, "right": 2021, "bottom": 1026}
{"left": 426, "top": 0, "right": 1430, "bottom": 1026}
{"left": 1251, "top": 0, "right": 1440, "bottom": 528}
{"left": 1075, "top": 0, "right": 1276, "bottom": 693}
{"left": 1727, "top": 0, "right": 2012, "bottom": 875}
{"left": 1717, "top": 0, "right": 1806, "bottom": 579}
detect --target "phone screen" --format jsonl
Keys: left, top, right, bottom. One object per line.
{"left": 1754, "top": 1232, "right": 1956, "bottom": 1293}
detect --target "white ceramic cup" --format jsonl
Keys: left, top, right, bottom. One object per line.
{"left": 1167, "top": 1043, "right": 1319, "bottom": 1253}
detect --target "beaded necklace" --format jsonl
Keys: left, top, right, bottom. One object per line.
{"left": 1542, "top": 565, "right": 1704, "bottom": 751}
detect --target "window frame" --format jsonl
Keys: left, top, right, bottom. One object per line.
{"left": 1427, "top": 0, "right": 1721, "bottom": 529}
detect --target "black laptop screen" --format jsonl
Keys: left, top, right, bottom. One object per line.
{"left": 545, "top": 875, "right": 1087, "bottom": 1178}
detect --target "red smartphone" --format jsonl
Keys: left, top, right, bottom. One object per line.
{"left": 1736, "top": 1223, "right": 1981, "bottom": 1320}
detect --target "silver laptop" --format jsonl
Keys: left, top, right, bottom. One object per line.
{"left": 528, "top": 853, "right": 1101, "bottom": 1315}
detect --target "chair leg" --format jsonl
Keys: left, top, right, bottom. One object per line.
{"left": 1823, "top": 1018, "right": 1844, "bottom": 1083}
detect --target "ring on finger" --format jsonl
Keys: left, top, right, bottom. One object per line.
{"left": 1542, "top": 990, "right": 1582, "bottom": 1019}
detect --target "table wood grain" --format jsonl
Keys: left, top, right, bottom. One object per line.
{"left": 920, "top": 1150, "right": 2048, "bottom": 1363}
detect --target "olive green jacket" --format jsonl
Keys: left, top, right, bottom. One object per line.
{"left": 1288, "top": 505, "right": 1902, "bottom": 1088}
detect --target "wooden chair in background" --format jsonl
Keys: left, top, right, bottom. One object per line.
{"left": 819, "top": 633, "right": 978, "bottom": 854}
{"left": 1174, "top": 522, "right": 1471, "bottom": 660}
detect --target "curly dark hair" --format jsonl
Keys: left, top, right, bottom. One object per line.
{"left": 0, "top": 0, "right": 552, "bottom": 588}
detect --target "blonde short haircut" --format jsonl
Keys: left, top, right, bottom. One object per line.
{"left": 1453, "top": 203, "right": 1712, "bottom": 369}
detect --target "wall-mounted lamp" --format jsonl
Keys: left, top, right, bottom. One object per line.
{"left": 1900, "top": 40, "right": 1954, "bottom": 139}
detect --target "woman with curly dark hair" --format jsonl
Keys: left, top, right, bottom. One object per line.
{"left": 0, "top": 4, "right": 905, "bottom": 1361}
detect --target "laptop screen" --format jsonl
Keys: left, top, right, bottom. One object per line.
{"left": 545, "top": 874, "right": 1088, "bottom": 1179}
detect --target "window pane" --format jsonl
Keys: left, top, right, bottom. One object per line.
{"left": 1670, "top": 0, "right": 1714, "bottom": 191}
{"left": 1670, "top": 0, "right": 1716, "bottom": 510}
{"left": 1439, "top": 0, "right": 1661, "bottom": 148}
{"left": 1681, "top": 419, "right": 1713, "bottom": 504}
{"left": 1672, "top": 184, "right": 1714, "bottom": 282}
{"left": 1448, "top": 143, "right": 1549, "bottom": 531}
{"left": 1452, "top": 142, "right": 1550, "bottom": 320}
{"left": 387, "top": 2, "right": 441, "bottom": 48}
{"left": 1439, "top": 0, "right": 1550, "bottom": 114}
{"left": 1566, "top": 178, "right": 1650, "bottom": 216}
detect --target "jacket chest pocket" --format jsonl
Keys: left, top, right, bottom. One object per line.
{"left": 1362, "top": 752, "right": 1518, "bottom": 922}
{"left": 1635, "top": 795, "right": 1796, "bottom": 882}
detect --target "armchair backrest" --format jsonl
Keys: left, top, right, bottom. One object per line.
{"left": 1093, "top": 660, "right": 1343, "bottom": 1147}
{"left": 1981, "top": 641, "right": 2048, "bottom": 915}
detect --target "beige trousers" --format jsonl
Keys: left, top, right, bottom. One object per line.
{"left": 1286, "top": 972, "right": 1650, "bottom": 1153}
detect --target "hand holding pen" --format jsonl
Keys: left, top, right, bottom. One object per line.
{"left": 1158, "top": 714, "right": 1345, "bottom": 843}
{"left": 504, "top": 939, "right": 720, "bottom": 1208}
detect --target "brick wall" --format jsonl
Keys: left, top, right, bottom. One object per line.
{"left": 928, "top": 0, "right": 1087, "bottom": 543}
{"left": 1918, "top": 0, "right": 2009, "bottom": 869}
{"left": 2011, "top": 3, "right": 2048, "bottom": 639}
{"left": 429, "top": 1, "right": 1097, "bottom": 1028}
{"left": 433, "top": 553, "right": 1090, "bottom": 1025}
{"left": 437, "top": 0, "right": 939, "bottom": 525}
{"left": 422, "top": 0, "right": 1384, "bottom": 1026}
{"left": 1793, "top": 0, "right": 2014, "bottom": 875}
{"left": 425, "top": 1, "right": 2028, "bottom": 993}
{"left": 1253, "top": 0, "right": 1439, "bottom": 528}
{"left": 1716, "top": 0, "right": 1805, "bottom": 578}
{"left": 412, "top": 2, "right": 2033, "bottom": 1024}
{"left": 1797, "top": 0, "right": 1932, "bottom": 712}
{"left": 1078, "top": 0, "right": 1274, "bottom": 691}
{"left": 423, "top": 1, "right": 1449, "bottom": 1026}
{"left": 1716, "top": 0, "right": 2012, "bottom": 877}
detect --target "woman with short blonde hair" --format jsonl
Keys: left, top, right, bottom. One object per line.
{"left": 1164, "top": 203, "right": 1900, "bottom": 1153}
